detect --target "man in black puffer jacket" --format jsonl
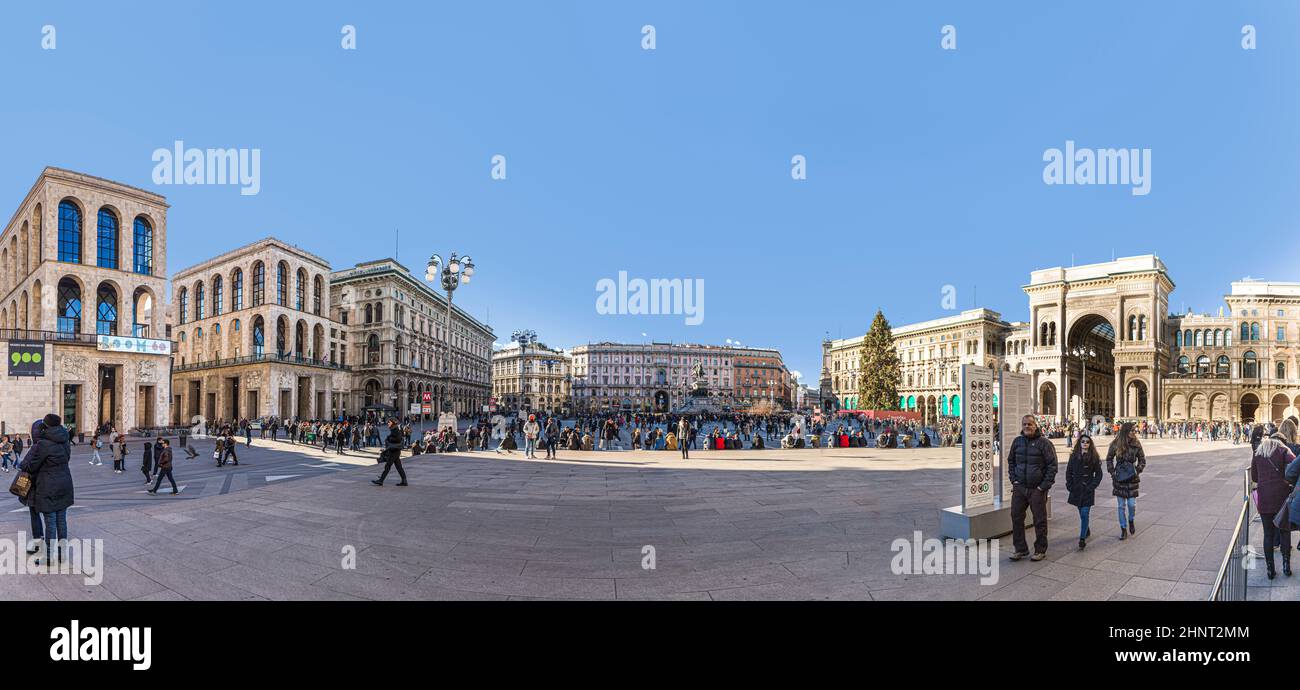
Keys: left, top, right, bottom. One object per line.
{"left": 1006, "top": 415, "right": 1058, "bottom": 561}
{"left": 372, "top": 420, "right": 408, "bottom": 487}
{"left": 21, "top": 413, "right": 74, "bottom": 563}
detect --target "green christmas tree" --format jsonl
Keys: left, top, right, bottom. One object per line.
{"left": 858, "top": 310, "right": 901, "bottom": 410}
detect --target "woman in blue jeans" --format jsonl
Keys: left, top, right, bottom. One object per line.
{"left": 20, "top": 414, "right": 74, "bottom": 564}
{"left": 1106, "top": 422, "right": 1147, "bottom": 541}
{"left": 1065, "top": 433, "right": 1104, "bottom": 550}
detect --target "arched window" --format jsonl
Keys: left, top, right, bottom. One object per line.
{"left": 1243, "top": 351, "right": 1258, "bottom": 378}
{"left": 96, "top": 208, "right": 119, "bottom": 269}
{"left": 1177, "top": 355, "right": 1189, "bottom": 374}
{"left": 1225, "top": 329, "right": 1233, "bottom": 347}
{"left": 1039, "top": 323, "right": 1047, "bottom": 345}
{"left": 132, "top": 287, "right": 152, "bottom": 338}
{"left": 1196, "top": 355, "right": 1209, "bottom": 375}
{"left": 252, "top": 316, "right": 265, "bottom": 357}
{"left": 1216, "top": 355, "right": 1230, "bottom": 376}
{"left": 364, "top": 304, "right": 373, "bottom": 324}
{"left": 1128, "top": 315, "right": 1137, "bottom": 341}
{"left": 367, "top": 334, "right": 380, "bottom": 364}
{"left": 58, "top": 201, "right": 82, "bottom": 263}
{"left": 251, "top": 262, "right": 265, "bottom": 306}
{"left": 1214, "top": 329, "right": 1222, "bottom": 347}
{"left": 132, "top": 217, "right": 153, "bottom": 275}
{"left": 375, "top": 302, "right": 383, "bottom": 321}
{"left": 178, "top": 287, "right": 189, "bottom": 325}
{"left": 1240, "top": 323, "right": 1250, "bottom": 342}
{"left": 212, "top": 276, "right": 224, "bottom": 317}
{"left": 1175, "top": 330, "right": 1182, "bottom": 348}
{"left": 294, "top": 320, "right": 305, "bottom": 357}
{"left": 57, "top": 278, "right": 82, "bottom": 335}
{"left": 1278, "top": 362, "right": 1287, "bottom": 380}
{"left": 275, "top": 317, "right": 287, "bottom": 355}
{"left": 1251, "top": 323, "right": 1260, "bottom": 341}
{"left": 276, "top": 262, "right": 288, "bottom": 306}
{"left": 295, "top": 268, "right": 306, "bottom": 311}
{"left": 1194, "top": 330, "right": 1202, "bottom": 348}
{"left": 1139, "top": 315, "right": 1146, "bottom": 340}
{"left": 313, "top": 275, "right": 322, "bottom": 315}
{"left": 1048, "top": 322, "right": 1056, "bottom": 345}
{"left": 231, "top": 268, "right": 243, "bottom": 310}
{"left": 194, "top": 281, "right": 205, "bottom": 321}
{"left": 95, "top": 283, "right": 118, "bottom": 335}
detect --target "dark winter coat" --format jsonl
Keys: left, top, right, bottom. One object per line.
{"left": 1251, "top": 438, "right": 1297, "bottom": 515}
{"left": 1065, "top": 449, "right": 1104, "bottom": 507}
{"left": 1006, "top": 432, "right": 1058, "bottom": 491}
{"left": 1286, "top": 453, "right": 1300, "bottom": 528}
{"left": 1105, "top": 441, "right": 1146, "bottom": 499}
{"left": 20, "top": 424, "right": 74, "bottom": 514}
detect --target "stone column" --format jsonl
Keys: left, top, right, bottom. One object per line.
{"left": 1114, "top": 367, "right": 1124, "bottom": 419}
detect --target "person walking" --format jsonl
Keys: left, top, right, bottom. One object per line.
{"left": 89, "top": 431, "right": 104, "bottom": 466}
{"left": 1106, "top": 422, "right": 1146, "bottom": 540}
{"left": 147, "top": 439, "right": 178, "bottom": 495}
{"left": 111, "top": 433, "right": 126, "bottom": 473}
{"left": 373, "top": 420, "right": 409, "bottom": 486}
{"left": 222, "top": 431, "right": 239, "bottom": 466}
{"left": 141, "top": 439, "right": 155, "bottom": 484}
{"left": 0, "top": 435, "right": 13, "bottom": 472}
{"left": 20, "top": 414, "right": 74, "bottom": 564}
{"left": 678, "top": 417, "right": 691, "bottom": 459}
{"left": 1252, "top": 422, "right": 1297, "bottom": 579}
{"left": 1006, "top": 414, "right": 1058, "bottom": 561}
{"left": 1065, "top": 433, "right": 1103, "bottom": 550}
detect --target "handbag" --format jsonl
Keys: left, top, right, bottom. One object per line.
{"left": 1275, "top": 486, "right": 1296, "bottom": 530}
{"left": 1113, "top": 459, "right": 1137, "bottom": 483}
{"left": 8, "top": 470, "right": 31, "bottom": 499}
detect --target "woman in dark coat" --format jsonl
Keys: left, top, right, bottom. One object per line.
{"left": 1065, "top": 433, "right": 1103, "bottom": 550}
{"left": 1251, "top": 425, "right": 1296, "bottom": 579}
{"left": 1105, "top": 422, "right": 1146, "bottom": 540}
{"left": 20, "top": 414, "right": 74, "bottom": 562}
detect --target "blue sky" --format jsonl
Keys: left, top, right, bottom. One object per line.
{"left": 2, "top": 1, "right": 1299, "bottom": 382}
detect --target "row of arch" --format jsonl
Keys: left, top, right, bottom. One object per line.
{"left": 1167, "top": 392, "right": 1300, "bottom": 423}
{"left": 360, "top": 377, "right": 487, "bottom": 416}
{"left": 1175, "top": 352, "right": 1285, "bottom": 379}
{"left": 177, "top": 314, "right": 329, "bottom": 364}
{"left": 178, "top": 261, "right": 324, "bottom": 325}
{"left": 54, "top": 199, "right": 155, "bottom": 272}
{"left": 1, "top": 276, "right": 159, "bottom": 337}
{"left": 1175, "top": 328, "right": 1235, "bottom": 349}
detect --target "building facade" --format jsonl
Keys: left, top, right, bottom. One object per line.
{"left": 823, "top": 308, "right": 1017, "bottom": 422}
{"left": 491, "top": 340, "right": 572, "bottom": 415}
{"left": 169, "top": 238, "right": 351, "bottom": 424}
{"left": 330, "top": 259, "right": 493, "bottom": 418}
{"left": 1163, "top": 281, "right": 1300, "bottom": 423}
{"left": 823, "top": 256, "right": 1299, "bottom": 425}
{"left": 570, "top": 342, "right": 789, "bottom": 413}
{"left": 0, "top": 168, "right": 173, "bottom": 435}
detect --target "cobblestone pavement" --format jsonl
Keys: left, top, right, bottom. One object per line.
{"left": 0, "top": 437, "right": 1274, "bottom": 601}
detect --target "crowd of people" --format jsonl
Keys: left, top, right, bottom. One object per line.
{"left": 1007, "top": 412, "right": 1300, "bottom": 575}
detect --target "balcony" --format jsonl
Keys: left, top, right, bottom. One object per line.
{"left": 173, "top": 352, "right": 352, "bottom": 374}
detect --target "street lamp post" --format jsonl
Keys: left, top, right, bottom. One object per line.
{"left": 425, "top": 252, "right": 476, "bottom": 419}
{"left": 1070, "top": 343, "right": 1096, "bottom": 424}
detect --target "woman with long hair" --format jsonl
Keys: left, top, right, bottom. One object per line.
{"left": 1066, "top": 433, "right": 1104, "bottom": 550}
{"left": 1106, "top": 422, "right": 1146, "bottom": 540}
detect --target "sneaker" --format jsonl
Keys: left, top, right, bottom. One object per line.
{"left": 146, "top": 490, "right": 157, "bottom": 495}
{"left": 1009, "top": 551, "right": 1029, "bottom": 561}
{"left": 1030, "top": 552, "right": 1046, "bottom": 561}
